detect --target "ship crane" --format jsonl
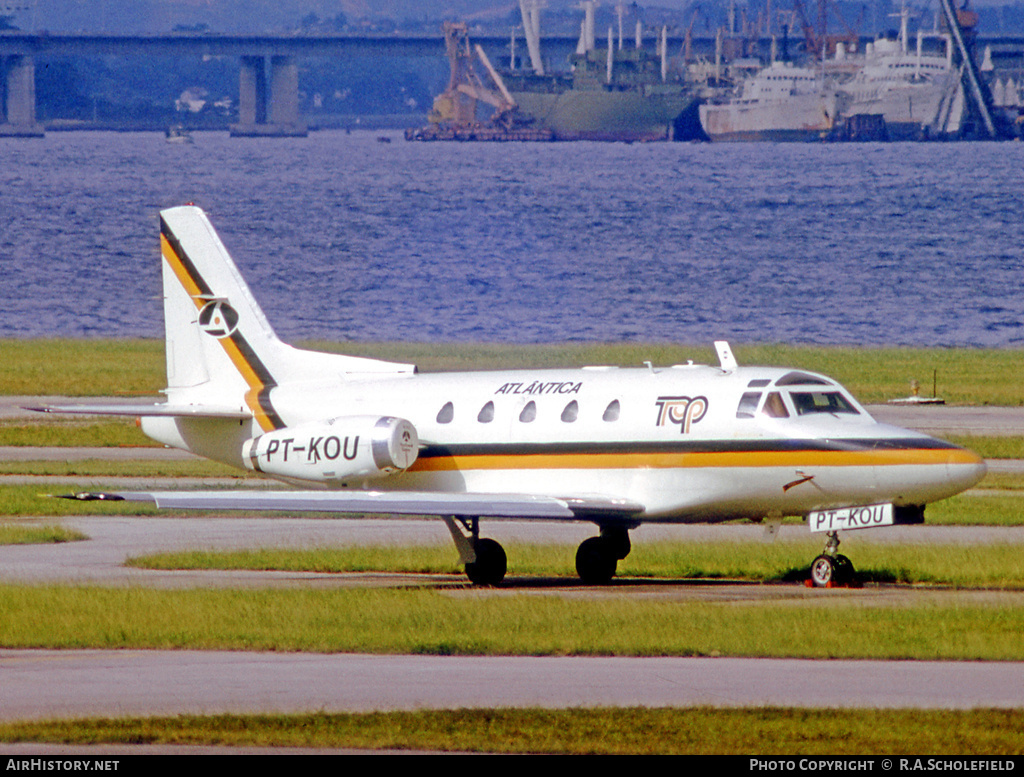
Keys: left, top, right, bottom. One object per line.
{"left": 427, "top": 23, "right": 518, "bottom": 126}
{"left": 406, "top": 21, "right": 553, "bottom": 141}
{"left": 792, "top": 0, "right": 860, "bottom": 59}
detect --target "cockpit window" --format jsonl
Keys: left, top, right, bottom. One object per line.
{"left": 776, "top": 371, "right": 831, "bottom": 386}
{"left": 762, "top": 392, "right": 790, "bottom": 418}
{"left": 790, "top": 391, "right": 858, "bottom": 416}
{"left": 736, "top": 392, "right": 761, "bottom": 419}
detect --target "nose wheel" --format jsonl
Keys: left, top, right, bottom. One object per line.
{"left": 808, "top": 531, "right": 857, "bottom": 587}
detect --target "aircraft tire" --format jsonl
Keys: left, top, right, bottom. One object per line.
{"left": 833, "top": 554, "right": 855, "bottom": 584}
{"left": 601, "top": 526, "right": 632, "bottom": 560}
{"left": 576, "top": 536, "right": 617, "bottom": 585}
{"left": 809, "top": 555, "right": 836, "bottom": 587}
{"left": 465, "top": 538, "right": 507, "bottom": 586}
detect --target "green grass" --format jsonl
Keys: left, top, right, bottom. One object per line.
{"left": 2, "top": 708, "right": 1023, "bottom": 754}
{"left": 3, "top": 339, "right": 1023, "bottom": 405}
{"left": 0, "top": 418, "right": 155, "bottom": 447}
{"left": 127, "top": 537, "right": 1024, "bottom": 588}
{"left": 924, "top": 493, "right": 1024, "bottom": 525}
{"left": 975, "top": 472, "right": 1024, "bottom": 492}
{"left": 1, "top": 585, "right": 1023, "bottom": 659}
{"left": 0, "top": 486, "right": 167, "bottom": 517}
{"left": 946, "top": 436, "right": 1024, "bottom": 460}
{"left": 0, "top": 458, "right": 251, "bottom": 478}
{"left": 0, "top": 523, "right": 87, "bottom": 544}
{"left": 0, "top": 339, "right": 165, "bottom": 396}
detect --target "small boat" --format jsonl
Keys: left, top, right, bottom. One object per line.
{"left": 165, "top": 125, "right": 194, "bottom": 144}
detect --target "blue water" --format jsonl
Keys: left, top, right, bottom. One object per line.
{"left": 1, "top": 130, "right": 1022, "bottom": 347}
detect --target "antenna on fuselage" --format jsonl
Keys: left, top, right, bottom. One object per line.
{"left": 714, "top": 341, "right": 738, "bottom": 372}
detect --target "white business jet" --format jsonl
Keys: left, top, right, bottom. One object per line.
{"left": 37, "top": 206, "right": 986, "bottom": 587}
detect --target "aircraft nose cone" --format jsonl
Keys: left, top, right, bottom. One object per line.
{"left": 946, "top": 446, "right": 987, "bottom": 494}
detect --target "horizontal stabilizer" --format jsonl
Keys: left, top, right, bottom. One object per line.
{"left": 63, "top": 490, "right": 645, "bottom": 520}
{"left": 27, "top": 403, "right": 251, "bottom": 419}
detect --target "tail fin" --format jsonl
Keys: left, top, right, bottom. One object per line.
{"left": 159, "top": 206, "right": 413, "bottom": 431}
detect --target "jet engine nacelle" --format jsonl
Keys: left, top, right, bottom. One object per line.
{"left": 242, "top": 415, "right": 419, "bottom": 483}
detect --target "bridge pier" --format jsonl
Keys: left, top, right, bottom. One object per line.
{"left": 230, "top": 55, "right": 307, "bottom": 137}
{"left": 0, "top": 55, "right": 45, "bottom": 137}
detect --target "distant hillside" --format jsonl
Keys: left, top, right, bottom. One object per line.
{"left": 17, "top": 0, "right": 1024, "bottom": 38}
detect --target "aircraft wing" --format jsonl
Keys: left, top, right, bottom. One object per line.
{"left": 26, "top": 403, "right": 251, "bottom": 419}
{"left": 65, "top": 489, "right": 645, "bottom": 520}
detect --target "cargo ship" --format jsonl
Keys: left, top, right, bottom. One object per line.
{"left": 501, "top": 50, "right": 700, "bottom": 141}
{"left": 407, "top": 2, "right": 700, "bottom": 143}
{"left": 502, "top": 2, "right": 700, "bottom": 141}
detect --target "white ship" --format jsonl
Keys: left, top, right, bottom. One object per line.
{"left": 698, "top": 61, "right": 844, "bottom": 142}
{"left": 838, "top": 12, "right": 966, "bottom": 140}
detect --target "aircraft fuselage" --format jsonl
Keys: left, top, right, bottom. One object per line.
{"left": 143, "top": 362, "right": 983, "bottom": 524}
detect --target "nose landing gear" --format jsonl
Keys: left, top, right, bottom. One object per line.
{"left": 808, "top": 531, "right": 858, "bottom": 587}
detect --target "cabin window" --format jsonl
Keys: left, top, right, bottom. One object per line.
{"left": 747, "top": 379, "right": 771, "bottom": 388}
{"left": 561, "top": 400, "right": 579, "bottom": 423}
{"left": 736, "top": 392, "right": 761, "bottom": 419}
{"left": 436, "top": 402, "right": 454, "bottom": 424}
{"left": 762, "top": 392, "right": 789, "bottom": 418}
{"left": 478, "top": 401, "right": 495, "bottom": 423}
{"left": 790, "top": 391, "right": 858, "bottom": 416}
{"left": 603, "top": 399, "right": 620, "bottom": 422}
{"left": 519, "top": 401, "right": 537, "bottom": 423}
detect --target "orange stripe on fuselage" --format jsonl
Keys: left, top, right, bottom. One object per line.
{"left": 408, "top": 446, "right": 981, "bottom": 473}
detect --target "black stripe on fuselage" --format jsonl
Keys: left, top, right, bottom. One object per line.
{"left": 417, "top": 437, "right": 959, "bottom": 459}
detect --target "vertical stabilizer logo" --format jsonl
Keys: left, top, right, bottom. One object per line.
{"left": 198, "top": 301, "right": 239, "bottom": 338}
{"left": 655, "top": 396, "right": 708, "bottom": 434}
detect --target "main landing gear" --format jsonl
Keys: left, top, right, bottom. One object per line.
{"left": 465, "top": 537, "right": 507, "bottom": 586}
{"left": 443, "top": 517, "right": 634, "bottom": 586}
{"left": 808, "top": 531, "right": 857, "bottom": 587}
{"left": 443, "top": 516, "right": 508, "bottom": 586}
{"left": 575, "top": 526, "right": 631, "bottom": 585}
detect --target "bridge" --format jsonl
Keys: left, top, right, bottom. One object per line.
{"left": 0, "top": 31, "right": 578, "bottom": 137}
{"left": 2, "top": 30, "right": 1022, "bottom": 137}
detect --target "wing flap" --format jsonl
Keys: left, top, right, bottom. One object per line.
{"left": 66, "top": 489, "right": 645, "bottom": 520}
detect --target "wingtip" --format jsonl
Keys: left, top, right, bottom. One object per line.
{"left": 53, "top": 492, "right": 126, "bottom": 502}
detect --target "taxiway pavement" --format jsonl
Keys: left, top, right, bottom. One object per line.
{"left": 4, "top": 650, "right": 1024, "bottom": 722}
